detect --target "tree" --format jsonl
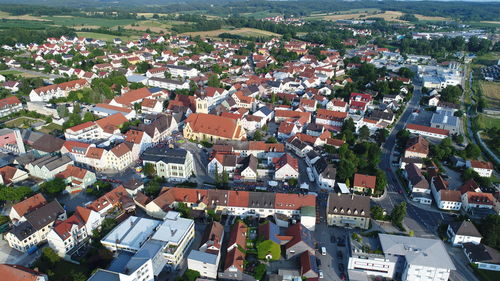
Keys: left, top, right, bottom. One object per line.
{"left": 144, "top": 177, "right": 162, "bottom": 197}
{"left": 257, "top": 240, "right": 281, "bottom": 260}
{"left": 440, "top": 85, "right": 462, "bottom": 103}
{"left": 136, "top": 61, "right": 151, "bottom": 73}
{"left": 396, "top": 129, "right": 411, "bottom": 148}
{"left": 0, "top": 185, "right": 33, "bottom": 202}
{"left": 390, "top": 202, "right": 407, "bottom": 230}
{"left": 478, "top": 215, "right": 500, "bottom": 249}
{"left": 375, "top": 128, "right": 389, "bottom": 144}
{"left": 176, "top": 202, "right": 192, "bottom": 218}
{"left": 207, "top": 74, "right": 221, "bottom": 88}
{"left": 288, "top": 177, "right": 298, "bottom": 187}
{"left": 398, "top": 67, "right": 415, "bottom": 79}
{"left": 144, "top": 163, "right": 156, "bottom": 178}
{"left": 359, "top": 125, "right": 370, "bottom": 141}
{"left": 371, "top": 205, "right": 386, "bottom": 220}
{"left": 465, "top": 143, "right": 481, "bottom": 159}
{"left": 374, "top": 169, "right": 387, "bottom": 195}
{"left": 40, "top": 178, "right": 66, "bottom": 196}
{"left": 266, "top": 136, "right": 277, "bottom": 143}
{"left": 253, "top": 263, "right": 267, "bottom": 280}
{"left": 42, "top": 247, "right": 61, "bottom": 264}
{"left": 253, "top": 130, "right": 263, "bottom": 141}
{"left": 176, "top": 269, "right": 200, "bottom": 281}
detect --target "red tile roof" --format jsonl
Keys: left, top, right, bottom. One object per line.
{"left": 12, "top": 193, "right": 47, "bottom": 218}
{"left": 406, "top": 124, "right": 449, "bottom": 136}
{"left": 185, "top": 113, "right": 243, "bottom": 139}
{"left": 353, "top": 173, "right": 376, "bottom": 189}
{"left": 469, "top": 160, "right": 494, "bottom": 170}
{"left": 0, "top": 264, "right": 46, "bottom": 281}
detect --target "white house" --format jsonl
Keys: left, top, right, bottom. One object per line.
{"left": 466, "top": 160, "right": 494, "bottom": 178}
{"left": 447, "top": 221, "right": 482, "bottom": 247}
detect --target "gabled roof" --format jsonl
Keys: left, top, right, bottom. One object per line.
{"left": 449, "top": 221, "right": 482, "bottom": 238}
{"left": 274, "top": 153, "right": 299, "bottom": 172}
{"left": 353, "top": 173, "right": 376, "bottom": 189}
{"left": 185, "top": 113, "right": 242, "bottom": 139}
{"left": 285, "top": 223, "right": 314, "bottom": 251}
{"left": 112, "top": 87, "right": 152, "bottom": 106}
{"left": 228, "top": 221, "right": 247, "bottom": 250}
{"left": 12, "top": 193, "right": 47, "bottom": 218}
{"left": 0, "top": 264, "right": 46, "bottom": 281}
{"left": 406, "top": 136, "right": 429, "bottom": 155}
{"left": 95, "top": 113, "right": 128, "bottom": 134}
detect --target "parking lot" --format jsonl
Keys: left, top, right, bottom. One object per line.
{"left": 314, "top": 223, "right": 352, "bottom": 280}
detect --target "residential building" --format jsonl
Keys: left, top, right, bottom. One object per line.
{"left": 141, "top": 147, "right": 194, "bottom": 181}
{"left": 466, "top": 160, "right": 494, "bottom": 178}
{"left": 166, "top": 64, "right": 199, "bottom": 78}
{"left": 29, "top": 79, "right": 89, "bottom": 102}
{"left": 46, "top": 206, "right": 102, "bottom": 257}
{"left": 463, "top": 243, "right": 500, "bottom": 272}
{"left": 431, "top": 176, "right": 462, "bottom": 211}
{"left": 404, "top": 163, "right": 431, "bottom": 205}
{"left": 0, "top": 264, "right": 48, "bottom": 281}
{"left": 273, "top": 153, "right": 299, "bottom": 180}
{"left": 145, "top": 188, "right": 316, "bottom": 230}
{"left": 326, "top": 193, "right": 370, "bottom": 229}
{"left": 447, "top": 221, "right": 482, "bottom": 247}
{"left": 404, "top": 136, "right": 429, "bottom": 159}
{"left": 283, "top": 223, "right": 315, "bottom": 259}
{"left": 5, "top": 200, "right": 66, "bottom": 253}
{"left": 461, "top": 191, "right": 495, "bottom": 213}
{"left": 55, "top": 164, "right": 96, "bottom": 193}
{"left": 187, "top": 222, "right": 224, "bottom": 279}
{"left": 9, "top": 193, "right": 47, "bottom": 223}
{"left": 0, "top": 166, "right": 29, "bottom": 185}
{"left": 25, "top": 154, "right": 73, "bottom": 180}
{"left": 378, "top": 234, "right": 456, "bottom": 281}
{"left": 0, "top": 96, "right": 23, "bottom": 117}
{"left": 183, "top": 113, "right": 246, "bottom": 141}
{"left": 353, "top": 173, "right": 376, "bottom": 193}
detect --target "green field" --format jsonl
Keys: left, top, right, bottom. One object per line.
{"left": 475, "top": 114, "right": 500, "bottom": 130}
{"left": 4, "top": 117, "right": 45, "bottom": 128}
{"left": 38, "top": 123, "right": 63, "bottom": 134}
{"left": 0, "top": 70, "right": 23, "bottom": 75}
{"left": 41, "top": 16, "right": 136, "bottom": 28}
{"left": 241, "top": 11, "right": 281, "bottom": 19}
{"left": 0, "top": 19, "right": 55, "bottom": 29}
{"left": 76, "top": 32, "right": 135, "bottom": 42}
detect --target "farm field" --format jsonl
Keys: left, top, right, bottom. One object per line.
{"left": 41, "top": 16, "right": 136, "bottom": 28}
{"left": 182, "top": 27, "right": 281, "bottom": 38}
{"left": 307, "top": 10, "right": 450, "bottom": 23}
{"left": 76, "top": 32, "right": 135, "bottom": 42}
{"left": 121, "top": 20, "right": 186, "bottom": 33}
{"left": 480, "top": 81, "right": 500, "bottom": 110}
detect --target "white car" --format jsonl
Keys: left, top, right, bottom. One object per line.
{"left": 318, "top": 270, "right": 324, "bottom": 279}
{"left": 321, "top": 247, "right": 327, "bottom": 255}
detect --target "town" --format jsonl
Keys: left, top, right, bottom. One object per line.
{"left": 0, "top": 1, "right": 499, "bottom": 281}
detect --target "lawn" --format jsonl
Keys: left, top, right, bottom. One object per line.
{"left": 0, "top": 70, "right": 22, "bottom": 75}
{"left": 240, "top": 11, "right": 282, "bottom": 19}
{"left": 473, "top": 267, "right": 500, "bottom": 281}
{"left": 475, "top": 114, "right": 500, "bottom": 131}
{"left": 480, "top": 81, "right": 500, "bottom": 110}
{"left": 38, "top": 123, "right": 63, "bottom": 134}
{"left": 4, "top": 116, "right": 45, "bottom": 128}
{"left": 76, "top": 32, "right": 135, "bottom": 42}
{"left": 182, "top": 27, "right": 281, "bottom": 38}
{"left": 41, "top": 16, "right": 136, "bottom": 28}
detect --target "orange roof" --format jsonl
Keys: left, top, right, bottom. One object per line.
{"left": 63, "top": 140, "right": 91, "bottom": 152}
{"left": 87, "top": 185, "right": 129, "bottom": 212}
{"left": 113, "top": 88, "right": 152, "bottom": 106}
{"left": 66, "top": 121, "right": 96, "bottom": 133}
{"left": 95, "top": 103, "right": 132, "bottom": 113}
{"left": 56, "top": 164, "right": 90, "bottom": 180}
{"left": 406, "top": 136, "right": 429, "bottom": 155}
{"left": 224, "top": 247, "right": 245, "bottom": 272}
{"left": 0, "top": 96, "right": 21, "bottom": 109}
{"left": 274, "top": 193, "right": 316, "bottom": 210}
{"left": 227, "top": 190, "right": 250, "bottom": 207}
{"left": 228, "top": 221, "right": 248, "bottom": 250}
{"left": 353, "top": 173, "right": 376, "bottom": 189}
{"left": 85, "top": 147, "right": 105, "bottom": 159}
{"left": 95, "top": 113, "right": 128, "bottom": 134}
{"left": 469, "top": 160, "right": 494, "bottom": 170}
{"left": 12, "top": 193, "right": 47, "bottom": 218}
{"left": 466, "top": 192, "right": 494, "bottom": 205}
{"left": 274, "top": 153, "right": 299, "bottom": 171}
{"left": 406, "top": 124, "right": 449, "bottom": 136}
{"left": 124, "top": 129, "right": 145, "bottom": 144}
{"left": 110, "top": 142, "right": 131, "bottom": 158}
{"left": 0, "top": 264, "right": 46, "bottom": 281}
{"left": 185, "top": 113, "right": 243, "bottom": 139}
{"left": 0, "top": 166, "right": 20, "bottom": 185}
{"left": 141, "top": 98, "right": 159, "bottom": 108}
{"left": 316, "top": 108, "right": 347, "bottom": 121}
{"left": 33, "top": 79, "right": 88, "bottom": 94}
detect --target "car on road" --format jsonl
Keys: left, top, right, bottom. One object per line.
{"left": 318, "top": 270, "right": 324, "bottom": 279}
{"left": 337, "top": 250, "right": 343, "bottom": 259}
{"left": 340, "top": 273, "right": 347, "bottom": 280}
{"left": 330, "top": 235, "right": 336, "bottom": 243}
{"left": 321, "top": 247, "right": 327, "bottom": 255}
{"left": 337, "top": 238, "right": 345, "bottom": 247}
{"left": 316, "top": 257, "right": 321, "bottom": 266}
{"left": 338, "top": 263, "right": 345, "bottom": 272}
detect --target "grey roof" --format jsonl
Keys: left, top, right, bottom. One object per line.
{"left": 248, "top": 192, "right": 275, "bottom": 209}
{"left": 29, "top": 154, "right": 72, "bottom": 171}
{"left": 31, "top": 134, "right": 65, "bottom": 153}
{"left": 449, "top": 221, "right": 482, "bottom": 238}
{"left": 239, "top": 154, "right": 258, "bottom": 173}
{"left": 370, "top": 109, "right": 394, "bottom": 121}
{"left": 327, "top": 193, "right": 370, "bottom": 218}
{"left": 379, "top": 234, "right": 456, "bottom": 270}
{"left": 9, "top": 200, "right": 65, "bottom": 240}
{"left": 256, "top": 106, "right": 272, "bottom": 116}
{"left": 431, "top": 109, "right": 458, "bottom": 127}
{"left": 320, "top": 164, "right": 337, "bottom": 180}
{"left": 167, "top": 64, "right": 194, "bottom": 71}
{"left": 87, "top": 269, "right": 121, "bottom": 281}
{"left": 188, "top": 249, "right": 218, "bottom": 265}
{"left": 24, "top": 200, "right": 64, "bottom": 230}
{"left": 149, "top": 77, "right": 186, "bottom": 85}
{"left": 463, "top": 243, "right": 500, "bottom": 264}
{"left": 142, "top": 147, "right": 189, "bottom": 164}
{"left": 125, "top": 239, "right": 165, "bottom": 273}
{"left": 405, "top": 164, "right": 429, "bottom": 190}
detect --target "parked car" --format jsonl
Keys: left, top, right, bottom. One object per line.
{"left": 338, "top": 263, "right": 345, "bottom": 272}
{"left": 318, "top": 270, "right": 324, "bottom": 279}
{"left": 337, "top": 250, "right": 343, "bottom": 259}
{"left": 337, "top": 238, "right": 345, "bottom": 247}
{"left": 330, "top": 235, "right": 336, "bottom": 243}
{"left": 321, "top": 247, "right": 327, "bottom": 256}
{"left": 340, "top": 273, "right": 347, "bottom": 280}
{"left": 316, "top": 257, "right": 321, "bottom": 266}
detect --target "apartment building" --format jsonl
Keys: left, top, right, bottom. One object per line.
{"left": 141, "top": 147, "right": 194, "bottom": 181}
{"left": 326, "top": 193, "right": 371, "bottom": 229}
